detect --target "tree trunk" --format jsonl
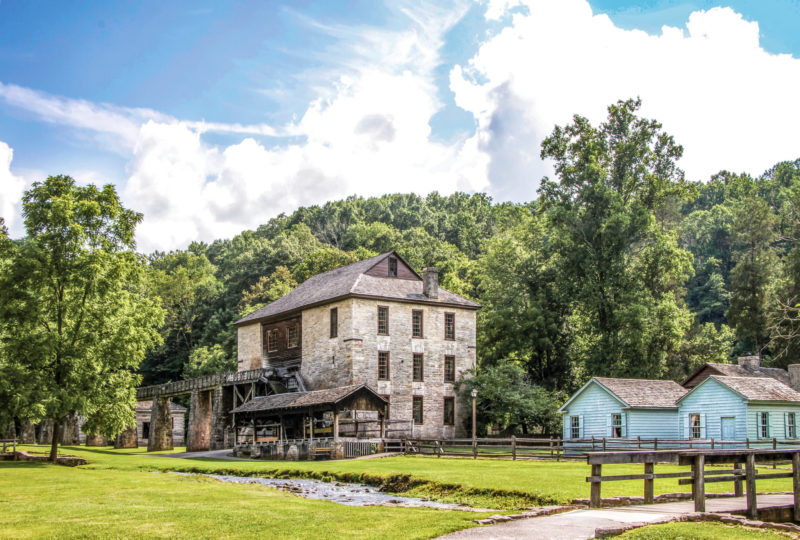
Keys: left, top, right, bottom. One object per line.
{"left": 49, "top": 420, "right": 61, "bottom": 462}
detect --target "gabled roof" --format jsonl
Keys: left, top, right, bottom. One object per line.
{"left": 235, "top": 250, "right": 480, "bottom": 325}
{"left": 229, "top": 384, "right": 387, "bottom": 414}
{"left": 558, "top": 377, "right": 688, "bottom": 412}
{"left": 689, "top": 376, "right": 800, "bottom": 403}
{"left": 682, "top": 362, "right": 790, "bottom": 388}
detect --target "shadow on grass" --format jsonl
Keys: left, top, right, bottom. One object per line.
{"left": 0, "top": 461, "right": 50, "bottom": 469}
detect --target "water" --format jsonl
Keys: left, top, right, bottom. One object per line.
{"left": 172, "top": 472, "right": 490, "bottom": 511}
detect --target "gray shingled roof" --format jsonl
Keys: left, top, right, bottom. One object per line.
{"left": 230, "top": 384, "right": 386, "bottom": 414}
{"left": 594, "top": 377, "right": 688, "bottom": 408}
{"left": 235, "top": 251, "right": 480, "bottom": 325}
{"left": 710, "top": 376, "right": 800, "bottom": 402}
{"left": 705, "top": 363, "right": 791, "bottom": 386}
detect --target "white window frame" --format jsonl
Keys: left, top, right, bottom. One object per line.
{"left": 786, "top": 412, "right": 797, "bottom": 439}
{"left": 758, "top": 411, "right": 770, "bottom": 439}
{"left": 570, "top": 415, "right": 582, "bottom": 439}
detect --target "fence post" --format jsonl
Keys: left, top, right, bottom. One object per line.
{"left": 711, "top": 438, "right": 715, "bottom": 450}
{"left": 592, "top": 436, "right": 595, "bottom": 451}
{"left": 512, "top": 436, "right": 517, "bottom": 460}
{"left": 654, "top": 438, "right": 658, "bottom": 451}
{"left": 644, "top": 462, "right": 654, "bottom": 504}
{"left": 746, "top": 437, "right": 750, "bottom": 449}
{"left": 557, "top": 438, "right": 561, "bottom": 462}
{"left": 590, "top": 464, "right": 602, "bottom": 508}
{"left": 637, "top": 436, "right": 641, "bottom": 449}
{"left": 472, "top": 439, "right": 478, "bottom": 460}
{"left": 549, "top": 437, "right": 553, "bottom": 458}
{"left": 436, "top": 440, "right": 441, "bottom": 458}
{"left": 602, "top": 437, "right": 606, "bottom": 452}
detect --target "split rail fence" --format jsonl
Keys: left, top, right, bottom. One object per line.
{"left": 401, "top": 437, "right": 800, "bottom": 460}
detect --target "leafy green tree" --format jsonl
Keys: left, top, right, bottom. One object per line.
{"left": 0, "top": 176, "right": 163, "bottom": 460}
{"left": 728, "top": 196, "right": 778, "bottom": 355}
{"left": 540, "top": 98, "right": 694, "bottom": 377}
{"left": 238, "top": 266, "right": 298, "bottom": 317}
{"left": 476, "top": 213, "right": 573, "bottom": 389}
{"left": 183, "top": 344, "right": 236, "bottom": 378}
{"left": 456, "top": 361, "right": 564, "bottom": 436}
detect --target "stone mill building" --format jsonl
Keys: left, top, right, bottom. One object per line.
{"left": 235, "top": 250, "right": 480, "bottom": 439}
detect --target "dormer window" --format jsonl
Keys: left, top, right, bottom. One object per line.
{"left": 388, "top": 257, "right": 398, "bottom": 277}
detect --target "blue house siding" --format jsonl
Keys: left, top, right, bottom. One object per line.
{"left": 626, "top": 410, "right": 680, "bottom": 440}
{"left": 560, "top": 382, "right": 626, "bottom": 440}
{"left": 677, "top": 377, "right": 747, "bottom": 440}
{"left": 744, "top": 403, "right": 800, "bottom": 443}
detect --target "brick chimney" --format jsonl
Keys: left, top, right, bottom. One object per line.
{"left": 738, "top": 355, "right": 761, "bottom": 371}
{"left": 789, "top": 365, "right": 800, "bottom": 391}
{"left": 423, "top": 267, "right": 438, "bottom": 299}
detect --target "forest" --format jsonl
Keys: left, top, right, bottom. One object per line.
{"left": 2, "top": 98, "right": 800, "bottom": 439}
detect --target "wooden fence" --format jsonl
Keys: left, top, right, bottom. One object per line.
{"left": 402, "top": 437, "right": 800, "bottom": 460}
{"left": 0, "top": 439, "right": 17, "bottom": 455}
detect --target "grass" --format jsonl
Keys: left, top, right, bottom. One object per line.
{"left": 3, "top": 445, "right": 798, "bottom": 538}
{"left": 13, "top": 444, "right": 800, "bottom": 507}
{"left": 615, "top": 522, "right": 791, "bottom": 539}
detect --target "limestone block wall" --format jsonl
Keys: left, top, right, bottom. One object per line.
{"left": 300, "top": 299, "right": 356, "bottom": 390}
{"left": 307, "top": 298, "right": 477, "bottom": 438}
{"left": 237, "top": 323, "right": 262, "bottom": 372}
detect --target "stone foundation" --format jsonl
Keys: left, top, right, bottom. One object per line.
{"left": 147, "top": 397, "right": 174, "bottom": 452}
{"left": 115, "top": 426, "right": 138, "bottom": 448}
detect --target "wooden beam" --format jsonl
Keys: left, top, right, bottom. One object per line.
{"left": 590, "top": 464, "right": 602, "bottom": 508}
{"left": 734, "top": 461, "right": 743, "bottom": 497}
{"left": 793, "top": 453, "right": 800, "bottom": 522}
{"left": 333, "top": 409, "right": 339, "bottom": 440}
{"left": 644, "top": 462, "right": 654, "bottom": 504}
{"left": 746, "top": 452, "right": 758, "bottom": 520}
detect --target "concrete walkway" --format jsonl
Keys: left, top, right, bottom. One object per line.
{"left": 440, "top": 494, "right": 795, "bottom": 540}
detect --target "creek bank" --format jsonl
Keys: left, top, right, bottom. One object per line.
{"left": 173, "top": 472, "right": 493, "bottom": 511}
{"left": 166, "top": 465, "right": 556, "bottom": 509}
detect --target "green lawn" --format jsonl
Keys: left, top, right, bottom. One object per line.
{"left": 2, "top": 445, "right": 797, "bottom": 539}
{"left": 616, "top": 522, "right": 789, "bottom": 539}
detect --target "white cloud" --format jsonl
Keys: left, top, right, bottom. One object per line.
{"left": 0, "top": 141, "right": 28, "bottom": 236}
{"left": 3, "top": 1, "right": 799, "bottom": 252}
{"left": 452, "top": 0, "right": 800, "bottom": 200}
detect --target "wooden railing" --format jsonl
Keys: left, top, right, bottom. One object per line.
{"left": 585, "top": 448, "right": 800, "bottom": 520}
{"left": 402, "top": 437, "right": 800, "bottom": 460}
{"left": 0, "top": 439, "right": 17, "bottom": 455}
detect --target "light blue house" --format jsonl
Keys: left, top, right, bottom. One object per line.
{"left": 557, "top": 377, "right": 688, "bottom": 441}
{"left": 677, "top": 376, "right": 800, "bottom": 442}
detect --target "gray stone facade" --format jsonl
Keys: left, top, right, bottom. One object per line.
{"left": 238, "top": 298, "right": 476, "bottom": 438}
{"left": 135, "top": 400, "right": 186, "bottom": 447}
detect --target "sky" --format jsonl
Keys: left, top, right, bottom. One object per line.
{"left": 1, "top": 0, "right": 799, "bottom": 253}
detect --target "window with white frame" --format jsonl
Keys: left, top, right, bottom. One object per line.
{"left": 570, "top": 416, "right": 580, "bottom": 439}
{"left": 759, "top": 411, "right": 770, "bottom": 439}
{"left": 611, "top": 413, "right": 623, "bottom": 437}
{"left": 690, "top": 413, "right": 701, "bottom": 439}
{"left": 788, "top": 412, "right": 797, "bottom": 439}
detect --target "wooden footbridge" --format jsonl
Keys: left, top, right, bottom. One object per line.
{"left": 586, "top": 448, "right": 800, "bottom": 521}
{"left": 135, "top": 367, "right": 305, "bottom": 453}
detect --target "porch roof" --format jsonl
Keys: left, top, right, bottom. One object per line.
{"left": 230, "top": 384, "right": 386, "bottom": 414}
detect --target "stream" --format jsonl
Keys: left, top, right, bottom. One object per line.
{"left": 172, "top": 472, "right": 491, "bottom": 511}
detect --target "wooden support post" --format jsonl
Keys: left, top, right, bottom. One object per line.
{"left": 472, "top": 439, "right": 478, "bottom": 459}
{"left": 690, "top": 461, "right": 697, "bottom": 498}
{"left": 734, "top": 461, "right": 743, "bottom": 497}
{"left": 512, "top": 436, "right": 517, "bottom": 460}
{"left": 591, "top": 436, "right": 595, "bottom": 451}
{"left": 711, "top": 438, "right": 715, "bottom": 450}
{"left": 793, "top": 453, "right": 800, "bottom": 522}
{"left": 746, "top": 437, "right": 750, "bottom": 449}
{"left": 637, "top": 436, "right": 641, "bottom": 449}
{"left": 746, "top": 452, "right": 758, "bottom": 520}
{"left": 333, "top": 409, "right": 339, "bottom": 440}
{"left": 590, "top": 464, "right": 602, "bottom": 508}
{"left": 602, "top": 437, "right": 607, "bottom": 451}
{"left": 694, "top": 455, "right": 705, "bottom": 512}
{"left": 309, "top": 409, "right": 314, "bottom": 439}
{"left": 654, "top": 438, "right": 658, "bottom": 451}
{"left": 644, "top": 462, "right": 654, "bottom": 504}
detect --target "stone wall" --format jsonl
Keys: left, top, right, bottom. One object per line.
{"left": 299, "top": 299, "right": 356, "bottom": 390}
{"left": 348, "top": 299, "right": 476, "bottom": 439}
{"left": 135, "top": 402, "right": 186, "bottom": 447}
{"left": 237, "top": 323, "right": 263, "bottom": 371}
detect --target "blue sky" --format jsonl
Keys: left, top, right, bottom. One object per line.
{"left": 1, "top": 0, "right": 799, "bottom": 251}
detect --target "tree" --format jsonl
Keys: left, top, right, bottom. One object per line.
{"left": 727, "top": 196, "right": 778, "bottom": 355}
{"left": 476, "top": 213, "right": 573, "bottom": 389}
{"left": 183, "top": 344, "right": 236, "bottom": 379}
{"left": 539, "top": 98, "right": 694, "bottom": 377}
{"left": 0, "top": 176, "right": 163, "bottom": 460}
{"left": 455, "top": 361, "right": 564, "bottom": 436}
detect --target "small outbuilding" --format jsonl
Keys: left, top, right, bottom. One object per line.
{"left": 677, "top": 375, "right": 800, "bottom": 442}
{"left": 230, "top": 384, "right": 388, "bottom": 460}
{"left": 558, "top": 377, "right": 688, "bottom": 441}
